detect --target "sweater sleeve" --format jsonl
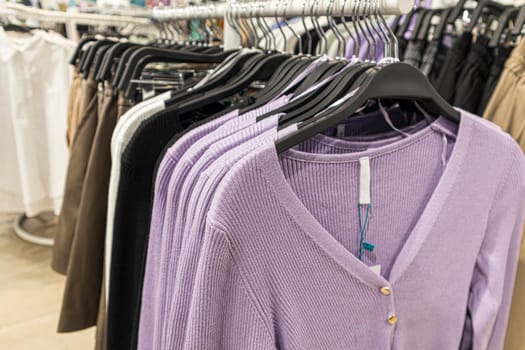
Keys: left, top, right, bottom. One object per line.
{"left": 467, "top": 145, "right": 525, "bottom": 350}
{"left": 179, "top": 223, "right": 275, "bottom": 350}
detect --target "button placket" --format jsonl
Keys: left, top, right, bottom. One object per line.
{"left": 378, "top": 284, "right": 397, "bottom": 348}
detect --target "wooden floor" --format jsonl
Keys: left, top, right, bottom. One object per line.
{"left": 0, "top": 213, "right": 95, "bottom": 349}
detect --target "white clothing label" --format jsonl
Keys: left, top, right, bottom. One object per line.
{"left": 369, "top": 265, "right": 381, "bottom": 276}
{"left": 359, "top": 157, "right": 371, "bottom": 205}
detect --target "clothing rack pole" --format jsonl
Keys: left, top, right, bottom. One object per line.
{"left": 152, "top": 0, "right": 414, "bottom": 49}
{"left": 152, "top": 0, "right": 412, "bottom": 20}
{"left": 1, "top": 2, "right": 153, "bottom": 41}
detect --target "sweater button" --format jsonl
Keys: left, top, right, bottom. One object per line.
{"left": 380, "top": 286, "right": 391, "bottom": 296}
{"left": 387, "top": 314, "right": 398, "bottom": 325}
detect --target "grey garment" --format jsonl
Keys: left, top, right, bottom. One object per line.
{"left": 403, "top": 40, "right": 425, "bottom": 68}
{"left": 419, "top": 40, "right": 439, "bottom": 76}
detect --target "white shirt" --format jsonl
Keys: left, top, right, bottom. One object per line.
{"left": 0, "top": 29, "right": 75, "bottom": 215}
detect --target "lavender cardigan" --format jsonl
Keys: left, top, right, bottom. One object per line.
{"left": 179, "top": 111, "right": 525, "bottom": 349}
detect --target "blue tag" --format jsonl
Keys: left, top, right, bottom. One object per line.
{"left": 362, "top": 241, "right": 375, "bottom": 252}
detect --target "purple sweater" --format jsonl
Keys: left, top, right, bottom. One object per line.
{"left": 159, "top": 115, "right": 282, "bottom": 348}
{"left": 163, "top": 119, "right": 431, "bottom": 349}
{"left": 138, "top": 109, "right": 239, "bottom": 350}
{"left": 140, "top": 97, "right": 290, "bottom": 350}
{"left": 180, "top": 111, "right": 525, "bottom": 349}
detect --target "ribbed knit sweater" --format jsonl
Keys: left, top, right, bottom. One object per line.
{"left": 138, "top": 108, "right": 238, "bottom": 350}
{"left": 143, "top": 108, "right": 445, "bottom": 348}
{"left": 162, "top": 116, "right": 429, "bottom": 349}
{"left": 180, "top": 111, "right": 525, "bottom": 349}
{"left": 140, "top": 97, "right": 290, "bottom": 350}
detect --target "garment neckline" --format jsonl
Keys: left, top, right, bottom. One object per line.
{"left": 258, "top": 111, "right": 473, "bottom": 289}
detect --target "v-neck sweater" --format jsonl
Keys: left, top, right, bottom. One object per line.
{"left": 162, "top": 118, "right": 431, "bottom": 349}
{"left": 183, "top": 111, "right": 525, "bottom": 350}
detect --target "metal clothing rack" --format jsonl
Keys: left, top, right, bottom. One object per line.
{"left": 0, "top": 2, "right": 153, "bottom": 40}
{"left": 1, "top": 0, "right": 413, "bottom": 246}
{"left": 152, "top": 0, "right": 414, "bottom": 50}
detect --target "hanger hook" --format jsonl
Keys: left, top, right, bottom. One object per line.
{"left": 226, "top": 0, "right": 243, "bottom": 47}
{"left": 340, "top": 0, "right": 357, "bottom": 59}
{"left": 371, "top": 0, "right": 389, "bottom": 60}
{"left": 328, "top": 0, "right": 346, "bottom": 59}
{"left": 259, "top": 0, "right": 276, "bottom": 51}
{"left": 275, "top": 0, "right": 287, "bottom": 52}
{"left": 251, "top": 0, "right": 265, "bottom": 50}
{"left": 310, "top": 0, "right": 322, "bottom": 55}
{"left": 351, "top": 0, "right": 362, "bottom": 58}
{"left": 282, "top": 0, "right": 302, "bottom": 54}
{"left": 353, "top": 0, "right": 366, "bottom": 59}
{"left": 317, "top": 0, "right": 329, "bottom": 55}
{"left": 366, "top": 0, "right": 378, "bottom": 61}
{"left": 251, "top": 0, "right": 267, "bottom": 49}
{"left": 245, "top": 0, "right": 259, "bottom": 48}
{"left": 379, "top": 0, "right": 398, "bottom": 60}
{"left": 301, "top": 0, "right": 313, "bottom": 54}
{"left": 357, "top": 0, "right": 373, "bottom": 61}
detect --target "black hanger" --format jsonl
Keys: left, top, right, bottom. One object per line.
{"left": 417, "top": 9, "right": 443, "bottom": 42}
{"left": 70, "top": 37, "right": 97, "bottom": 65}
{"left": 466, "top": 0, "right": 508, "bottom": 33}
{"left": 409, "top": 9, "right": 431, "bottom": 41}
{"left": 244, "top": 56, "right": 304, "bottom": 99}
{"left": 80, "top": 39, "right": 115, "bottom": 79}
{"left": 120, "top": 47, "right": 237, "bottom": 98}
{"left": 448, "top": 0, "right": 471, "bottom": 25}
{"left": 390, "top": 15, "right": 404, "bottom": 33}
{"left": 159, "top": 50, "right": 261, "bottom": 107}
{"left": 255, "top": 61, "right": 370, "bottom": 125}
{"left": 292, "top": 60, "right": 345, "bottom": 96}
{"left": 489, "top": 7, "right": 519, "bottom": 47}
{"left": 202, "top": 46, "right": 222, "bottom": 53}
{"left": 239, "top": 57, "right": 314, "bottom": 112}
{"left": 511, "top": 5, "right": 525, "bottom": 36}
{"left": 91, "top": 43, "right": 115, "bottom": 81}
{"left": 96, "top": 42, "right": 138, "bottom": 82}
{"left": 113, "top": 46, "right": 144, "bottom": 92}
{"left": 189, "top": 50, "right": 259, "bottom": 88}
{"left": 255, "top": 57, "right": 313, "bottom": 99}
{"left": 163, "top": 54, "right": 289, "bottom": 115}
{"left": 77, "top": 41, "right": 99, "bottom": 75}
{"left": 275, "top": 62, "right": 460, "bottom": 154}
{"left": 277, "top": 62, "right": 374, "bottom": 128}
{"left": 431, "top": 8, "right": 453, "bottom": 42}
{"left": 397, "top": 8, "right": 421, "bottom": 38}
{"left": 3, "top": 23, "right": 31, "bottom": 33}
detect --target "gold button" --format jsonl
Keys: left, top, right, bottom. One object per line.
{"left": 380, "top": 286, "right": 391, "bottom": 296}
{"left": 387, "top": 314, "right": 398, "bottom": 325}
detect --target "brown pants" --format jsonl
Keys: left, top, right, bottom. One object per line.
{"left": 483, "top": 40, "right": 525, "bottom": 350}
{"left": 117, "top": 91, "right": 133, "bottom": 117}
{"left": 58, "top": 83, "right": 117, "bottom": 337}
{"left": 66, "top": 70, "right": 82, "bottom": 148}
{"left": 52, "top": 78, "right": 99, "bottom": 276}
